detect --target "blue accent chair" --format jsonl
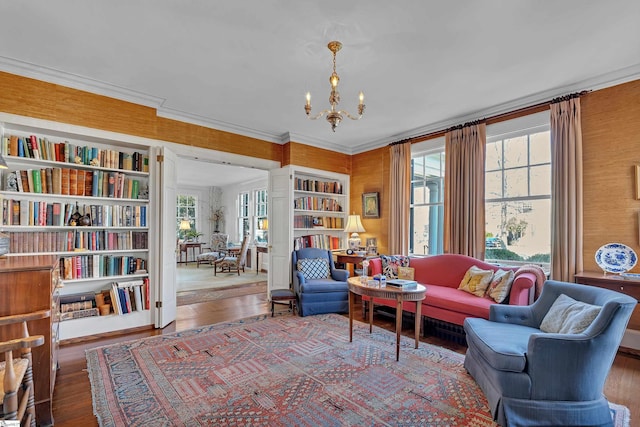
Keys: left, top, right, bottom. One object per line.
{"left": 292, "top": 248, "right": 349, "bottom": 316}
{"left": 464, "top": 280, "right": 636, "bottom": 427}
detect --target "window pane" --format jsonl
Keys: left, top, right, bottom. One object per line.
{"left": 485, "top": 199, "right": 551, "bottom": 262}
{"left": 504, "top": 168, "right": 528, "bottom": 198}
{"left": 412, "top": 182, "right": 425, "bottom": 204}
{"left": 530, "top": 131, "right": 551, "bottom": 165}
{"left": 530, "top": 165, "right": 551, "bottom": 196}
{"left": 486, "top": 140, "right": 502, "bottom": 171}
{"left": 411, "top": 157, "right": 424, "bottom": 181}
{"left": 503, "top": 136, "right": 528, "bottom": 168}
{"left": 485, "top": 171, "right": 503, "bottom": 199}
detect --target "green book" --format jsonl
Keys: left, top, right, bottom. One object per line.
{"left": 32, "top": 169, "right": 42, "bottom": 193}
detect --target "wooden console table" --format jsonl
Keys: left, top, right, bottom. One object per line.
{"left": 575, "top": 271, "right": 640, "bottom": 349}
{"left": 179, "top": 242, "right": 203, "bottom": 264}
{"left": 335, "top": 253, "right": 367, "bottom": 276}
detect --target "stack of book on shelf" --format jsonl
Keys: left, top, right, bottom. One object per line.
{"left": 108, "top": 278, "right": 150, "bottom": 315}
{"left": 293, "top": 234, "right": 342, "bottom": 251}
{"left": 2, "top": 133, "right": 149, "bottom": 172}
{"left": 58, "top": 291, "right": 99, "bottom": 321}
{"left": 385, "top": 279, "right": 418, "bottom": 289}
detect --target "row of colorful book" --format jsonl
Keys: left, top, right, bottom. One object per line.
{"left": 293, "top": 215, "right": 345, "bottom": 229}
{"left": 3, "top": 231, "right": 147, "bottom": 254}
{"left": 2, "top": 134, "right": 149, "bottom": 171}
{"left": 293, "top": 234, "right": 342, "bottom": 251}
{"left": 293, "top": 178, "right": 343, "bottom": 194}
{"left": 61, "top": 255, "right": 147, "bottom": 280}
{"left": 5, "top": 167, "right": 146, "bottom": 200}
{"left": 1, "top": 198, "right": 147, "bottom": 228}
{"left": 57, "top": 278, "right": 150, "bottom": 320}
{"left": 293, "top": 196, "right": 343, "bottom": 212}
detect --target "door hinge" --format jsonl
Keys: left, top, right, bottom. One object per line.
{"left": 155, "top": 301, "right": 162, "bottom": 308}
{"left": 157, "top": 154, "right": 164, "bottom": 162}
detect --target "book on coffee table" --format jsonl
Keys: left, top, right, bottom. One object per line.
{"left": 386, "top": 279, "right": 418, "bottom": 289}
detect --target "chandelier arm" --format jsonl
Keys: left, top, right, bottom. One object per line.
{"left": 338, "top": 110, "right": 364, "bottom": 121}
{"left": 306, "top": 109, "right": 332, "bottom": 120}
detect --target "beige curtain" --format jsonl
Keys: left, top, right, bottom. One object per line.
{"left": 389, "top": 143, "right": 411, "bottom": 254}
{"left": 550, "top": 98, "right": 583, "bottom": 282}
{"left": 444, "top": 123, "right": 486, "bottom": 259}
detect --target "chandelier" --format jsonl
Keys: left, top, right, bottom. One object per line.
{"left": 304, "top": 41, "right": 365, "bottom": 132}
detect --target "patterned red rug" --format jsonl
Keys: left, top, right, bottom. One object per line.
{"left": 86, "top": 313, "right": 630, "bottom": 426}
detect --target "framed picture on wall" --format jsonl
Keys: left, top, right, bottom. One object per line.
{"left": 362, "top": 192, "right": 380, "bottom": 218}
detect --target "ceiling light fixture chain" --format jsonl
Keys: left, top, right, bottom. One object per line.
{"left": 305, "top": 40, "right": 365, "bottom": 132}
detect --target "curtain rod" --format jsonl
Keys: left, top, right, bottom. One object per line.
{"left": 388, "top": 89, "right": 591, "bottom": 146}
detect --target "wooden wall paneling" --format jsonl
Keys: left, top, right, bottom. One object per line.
{"left": 351, "top": 146, "right": 389, "bottom": 255}
{"left": 581, "top": 80, "right": 640, "bottom": 332}
{"left": 284, "top": 141, "right": 351, "bottom": 175}
{"left": 0, "top": 72, "right": 62, "bottom": 122}
{"left": 156, "top": 117, "right": 282, "bottom": 162}
{"left": 581, "top": 80, "right": 640, "bottom": 273}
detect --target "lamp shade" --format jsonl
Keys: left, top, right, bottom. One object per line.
{"left": 179, "top": 219, "right": 191, "bottom": 230}
{"left": 344, "top": 215, "right": 365, "bottom": 233}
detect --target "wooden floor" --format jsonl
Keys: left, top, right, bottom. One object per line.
{"left": 52, "top": 286, "right": 640, "bottom": 426}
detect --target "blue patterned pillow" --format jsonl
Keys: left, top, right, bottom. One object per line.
{"left": 297, "top": 258, "right": 330, "bottom": 279}
{"left": 380, "top": 255, "right": 410, "bottom": 279}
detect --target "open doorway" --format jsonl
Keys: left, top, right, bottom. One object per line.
{"left": 174, "top": 156, "right": 270, "bottom": 296}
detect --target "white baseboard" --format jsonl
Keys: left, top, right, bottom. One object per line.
{"left": 620, "top": 328, "right": 640, "bottom": 350}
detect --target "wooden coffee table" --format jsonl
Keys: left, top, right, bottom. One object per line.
{"left": 347, "top": 277, "right": 426, "bottom": 361}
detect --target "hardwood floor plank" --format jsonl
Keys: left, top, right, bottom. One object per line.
{"left": 52, "top": 287, "right": 640, "bottom": 426}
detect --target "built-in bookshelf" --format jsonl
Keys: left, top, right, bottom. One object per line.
{"left": 292, "top": 170, "right": 348, "bottom": 251}
{"left": 268, "top": 165, "right": 349, "bottom": 292}
{"left": 0, "top": 118, "right": 154, "bottom": 340}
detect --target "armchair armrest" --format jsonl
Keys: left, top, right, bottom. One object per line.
{"left": 508, "top": 271, "right": 536, "bottom": 305}
{"left": 527, "top": 333, "right": 610, "bottom": 401}
{"left": 332, "top": 268, "right": 349, "bottom": 281}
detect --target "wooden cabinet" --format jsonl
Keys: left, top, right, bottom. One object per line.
{"left": 575, "top": 271, "right": 640, "bottom": 331}
{"left": 0, "top": 255, "right": 60, "bottom": 426}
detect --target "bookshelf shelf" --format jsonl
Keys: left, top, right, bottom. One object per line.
{"left": 0, "top": 117, "right": 153, "bottom": 341}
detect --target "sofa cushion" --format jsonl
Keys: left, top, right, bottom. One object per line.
{"left": 486, "top": 269, "right": 515, "bottom": 303}
{"left": 458, "top": 266, "right": 494, "bottom": 297}
{"left": 380, "top": 255, "right": 410, "bottom": 279}
{"left": 540, "top": 294, "right": 602, "bottom": 334}
{"left": 299, "top": 278, "right": 348, "bottom": 293}
{"left": 297, "top": 258, "right": 330, "bottom": 280}
{"left": 425, "top": 285, "right": 494, "bottom": 319}
{"left": 464, "top": 317, "right": 538, "bottom": 373}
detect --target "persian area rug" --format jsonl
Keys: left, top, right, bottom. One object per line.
{"left": 176, "top": 282, "right": 267, "bottom": 306}
{"left": 86, "top": 314, "right": 630, "bottom": 427}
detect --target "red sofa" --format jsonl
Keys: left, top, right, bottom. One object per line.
{"left": 365, "top": 254, "right": 536, "bottom": 326}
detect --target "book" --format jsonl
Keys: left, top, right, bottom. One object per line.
{"left": 397, "top": 267, "right": 415, "bottom": 281}
{"left": 386, "top": 279, "right": 418, "bottom": 289}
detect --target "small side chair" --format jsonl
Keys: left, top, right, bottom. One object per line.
{"left": 0, "top": 309, "right": 50, "bottom": 427}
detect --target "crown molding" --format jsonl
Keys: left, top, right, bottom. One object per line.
{"left": 0, "top": 56, "right": 165, "bottom": 108}
{"left": 282, "top": 132, "right": 354, "bottom": 154}
{"left": 156, "top": 107, "right": 285, "bottom": 144}
{"left": 351, "top": 63, "right": 640, "bottom": 154}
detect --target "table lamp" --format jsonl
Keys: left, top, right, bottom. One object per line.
{"left": 344, "top": 214, "right": 365, "bottom": 250}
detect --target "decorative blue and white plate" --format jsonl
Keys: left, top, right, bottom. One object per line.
{"left": 595, "top": 243, "right": 637, "bottom": 274}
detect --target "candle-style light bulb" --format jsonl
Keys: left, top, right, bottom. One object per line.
{"left": 359, "top": 91, "right": 364, "bottom": 105}
{"left": 305, "top": 92, "right": 311, "bottom": 106}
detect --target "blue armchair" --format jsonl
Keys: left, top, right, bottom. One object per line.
{"left": 463, "top": 280, "right": 636, "bottom": 427}
{"left": 292, "top": 248, "right": 349, "bottom": 316}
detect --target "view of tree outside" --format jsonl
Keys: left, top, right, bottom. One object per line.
{"left": 485, "top": 131, "right": 551, "bottom": 264}
{"left": 410, "top": 152, "right": 445, "bottom": 255}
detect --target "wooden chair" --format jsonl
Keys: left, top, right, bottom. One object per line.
{"left": 214, "top": 235, "right": 250, "bottom": 275}
{"left": 0, "top": 309, "right": 50, "bottom": 427}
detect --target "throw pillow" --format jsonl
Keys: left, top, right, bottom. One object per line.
{"left": 380, "top": 255, "right": 410, "bottom": 279}
{"left": 540, "top": 294, "right": 602, "bottom": 334}
{"left": 297, "top": 258, "right": 330, "bottom": 280}
{"left": 486, "top": 269, "right": 515, "bottom": 303}
{"left": 458, "top": 265, "right": 494, "bottom": 297}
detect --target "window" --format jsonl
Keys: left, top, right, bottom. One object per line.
{"left": 410, "top": 150, "right": 445, "bottom": 255}
{"left": 254, "top": 189, "right": 268, "bottom": 244}
{"left": 238, "top": 192, "right": 250, "bottom": 241}
{"left": 176, "top": 194, "right": 197, "bottom": 239}
{"left": 485, "top": 124, "right": 551, "bottom": 266}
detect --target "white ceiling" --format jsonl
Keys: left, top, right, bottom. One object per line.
{"left": 0, "top": 1, "right": 639, "bottom": 166}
